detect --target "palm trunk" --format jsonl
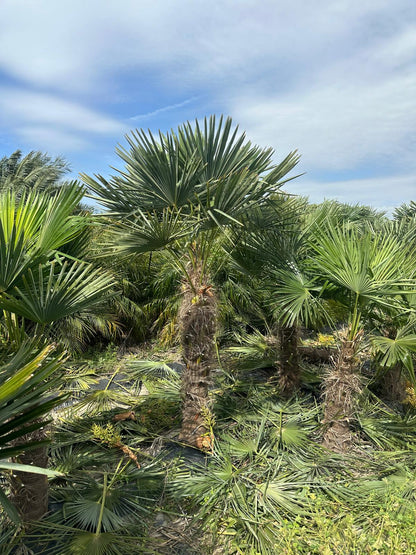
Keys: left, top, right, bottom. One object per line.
{"left": 10, "top": 425, "right": 49, "bottom": 522}
{"left": 322, "top": 330, "right": 362, "bottom": 452}
{"left": 379, "top": 364, "right": 405, "bottom": 403}
{"left": 298, "top": 345, "right": 335, "bottom": 363}
{"left": 278, "top": 326, "right": 301, "bottom": 396}
{"left": 178, "top": 266, "right": 217, "bottom": 451}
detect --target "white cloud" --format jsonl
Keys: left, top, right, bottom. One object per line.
{"left": 0, "top": 0, "right": 409, "bottom": 93}
{"left": 230, "top": 70, "right": 416, "bottom": 172}
{"left": 226, "top": 19, "right": 416, "bottom": 174}
{"left": 0, "top": 0, "right": 414, "bottom": 204}
{"left": 16, "top": 126, "right": 90, "bottom": 152}
{"left": 289, "top": 174, "right": 416, "bottom": 210}
{"left": 0, "top": 88, "right": 125, "bottom": 151}
{"left": 0, "top": 89, "right": 123, "bottom": 134}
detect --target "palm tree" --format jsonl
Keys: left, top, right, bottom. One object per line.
{"left": 229, "top": 196, "right": 333, "bottom": 396}
{"left": 0, "top": 150, "right": 69, "bottom": 196}
{"left": 83, "top": 115, "right": 300, "bottom": 449}
{"left": 310, "top": 223, "right": 416, "bottom": 451}
{"left": 0, "top": 184, "right": 115, "bottom": 521}
{"left": 393, "top": 200, "right": 416, "bottom": 223}
{"left": 0, "top": 341, "right": 66, "bottom": 523}
{"left": 366, "top": 217, "right": 416, "bottom": 401}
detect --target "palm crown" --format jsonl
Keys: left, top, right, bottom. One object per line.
{"left": 83, "top": 116, "right": 300, "bottom": 260}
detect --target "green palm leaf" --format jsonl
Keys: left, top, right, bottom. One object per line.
{"left": 0, "top": 342, "right": 66, "bottom": 522}
{"left": 270, "top": 269, "right": 332, "bottom": 328}
{"left": 84, "top": 116, "right": 300, "bottom": 225}
{"left": 118, "top": 129, "right": 203, "bottom": 210}
{"left": 0, "top": 461, "right": 62, "bottom": 477}
{"left": 179, "top": 115, "right": 275, "bottom": 181}
{"left": 107, "top": 208, "right": 193, "bottom": 255}
{"left": 0, "top": 185, "right": 85, "bottom": 291}
{"left": 312, "top": 224, "right": 413, "bottom": 302}
{"left": 371, "top": 327, "right": 416, "bottom": 383}
{"left": 127, "top": 359, "right": 180, "bottom": 379}
{"left": 1, "top": 261, "right": 115, "bottom": 324}
{"left": 257, "top": 479, "right": 307, "bottom": 515}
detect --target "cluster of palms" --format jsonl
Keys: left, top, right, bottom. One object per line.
{"left": 84, "top": 116, "right": 416, "bottom": 450}
{"left": 1, "top": 117, "right": 416, "bottom": 553}
{"left": 232, "top": 200, "right": 416, "bottom": 447}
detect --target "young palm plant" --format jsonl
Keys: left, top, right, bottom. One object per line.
{"left": 310, "top": 222, "right": 416, "bottom": 451}
{"left": 83, "top": 115, "right": 300, "bottom": 449}
{"left": 229, "top": 196, "right": 333, "bottom": 396}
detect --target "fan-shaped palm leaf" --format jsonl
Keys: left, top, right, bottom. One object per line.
{"left": 0, "top": 342, "right": 66, "bottom": 521}
{"left": 1, "top": 261, "right": 115, "bottom": 324}
{"left": 270, "top": 268, "right": 332, "bottom": 328}
{"left": 0, "top": 185, "right": 85, "bottom": 291}
{"left": 178, "top": 115, "right": 274, "bottom": 181}
{"left": 106, "top": 208, "right": 194, "bottom": 255}
{"left": 312, "top": 224, "right": 413, "bottom": 303}
{"left": 127, "top": 359, "right": 181, "bottom": 380}
{"left": 371, "top": 327, "right": 416, "bottom": 384}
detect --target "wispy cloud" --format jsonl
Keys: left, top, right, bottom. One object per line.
{"left": 16, "top": 126, "right": 90, "bottom": 152}
{"left": 228, "top": 20, "right": 416, "bottom": 175}
{"left": 0, "top": 88, "right": 123, "bottom": 134}
{"left": 129, "top": 97, "right": 199, "bottom": 121}
{"left": 231, "top": 71, "right": 416, "bottom": 173}
{"left": 0, "top": 0, "right": 414, "bottom": 205}
{"left": 0, "top": 88, "right": 125, "bottom": 151}
{"left": 0, "top": 1, "right": 407, "bottom": 94}
{"left": 290, "top": 174, "right": 416, "bottom": 211}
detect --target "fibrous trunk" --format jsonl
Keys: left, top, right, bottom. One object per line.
{"left": 278, "top": 326, "right": 301, "bottom": 396}
{"left": 10, "top": 425, "right": 49, "bottom": 522}
{"left": 379, "top": 364, "right": 405, "bottom": 403}
{"left": 178, "top": 266, "right": 217, "bottom": 451}
{"left": 322, "top": 330, "right": 362, "bottom": 452}
{"left": 298, "top": 345, "right": 335, "bottom": 364}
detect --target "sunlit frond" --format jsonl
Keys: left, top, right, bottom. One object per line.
{"left": 1, "top": 261, "right": 115, "bottom": 324}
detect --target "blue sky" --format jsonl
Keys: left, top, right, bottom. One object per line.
{"left": 0, "top": 0, "right": 415, "bottom": 211}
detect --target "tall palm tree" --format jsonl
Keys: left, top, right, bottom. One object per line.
{"left": 83, "top": 115, "right": 300, "bottom": 449}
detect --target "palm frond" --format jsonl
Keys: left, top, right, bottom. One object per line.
{"left": 1, "top": 261, "right": 115, "bottom": 324}
{"left": 106, "top": 208, "right": 194, "bottom": 255}
{"left": 0, "top": 184, "right": 85, "bottom": 291}
{"left": 269, "top": 268, "right": 332, "bottom": 328}
{"left": 0, "top": 342, "right": 66, "bottom": 521}
{"left": 127, "top": 359, "right": 181, "bottom": 379}
{"left": 371, "top": 327, "right": 416, "bottom": 384}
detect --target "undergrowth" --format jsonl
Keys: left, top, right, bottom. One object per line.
{"left": 2, "top": 343, "right": 416, "bottom": 555}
